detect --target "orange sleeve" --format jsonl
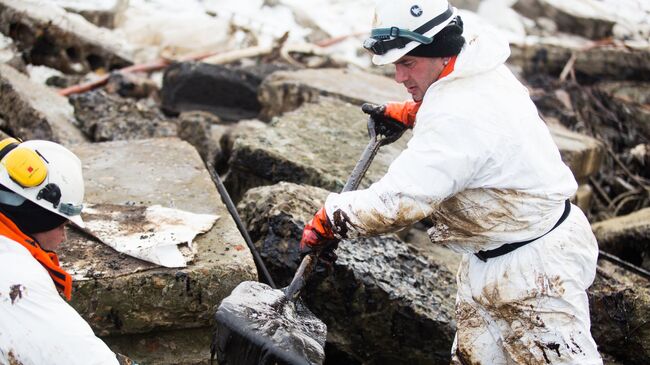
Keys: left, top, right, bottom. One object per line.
{"left": 384, "top": 101, "right": 421, "bottom": 128}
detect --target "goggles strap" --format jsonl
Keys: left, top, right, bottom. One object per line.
{"left": 366, "top": 4, "right": 454, "bottom": 55}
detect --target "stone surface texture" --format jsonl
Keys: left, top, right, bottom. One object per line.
{"left": 60, "top": 138, "right": 257, "bottom": 342}
{"left": 592, "top": 208, "right": 650, "bottom": 270}
{"left": 258, "top": 68, "right": 410, "bottom": 120}
{"left": 177, "top": 111, "right": 224, "bottom": 167}
{"left": 52, "top": 0, "right": 129, "bottom": 29}
{"left": 238, "top": 182, "right": 457, "bottom": 365}
{"left": 69, "top": 90, "right": 178, "bottom": 141}
{"left": 513, "top": 0, "right": 618, "bottom": 40}
{"left": 224, "top": 98, "right": 409, "bottom": 201}
{"left": 548, "top": 123, "right": 603, "bottom": 183}
{"left": 161, "top": 62, "right": 267, "bottom": 122}
{"left": 509, "top": 38, "right": 650, "bottom": 81}
{"left": 0, "top": 0, "right": 133, "bottom": 73}
{"left": 0, "top": 63, "right": 87, "bottom": 144}
{"left": 590, "top": 259, "right": 650, "bottom": 364}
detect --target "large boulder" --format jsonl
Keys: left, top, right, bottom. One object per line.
{"left": 513, "top": 0, "right": 618, "bottom": 40}
{"left": 0, "top": 63, "right": 87, "bottom": 144}
{"left": 69, "top": 90, "right": 178, "bottom": 141}
{"left": 548, "top": 122, "right": 603, "bottom": 183}
{"left": 58, "top": 138, "right": 257, "bottom": 363}
{"left": 258, "top": 68, "right": 410, "bottom": 120}
{"left": 509, "top": 37, "right": 650, "bottom": 81}
{"left": 238, "top": 182, "right": 457, "bottom": 364}
{"left": 590, "top": 259, "right": 650, "bottom": 364}
{"left": 223, "top": 98, "right": 409, "bottom": 201}
{"left": 161, "top": 62, "right": 285, "bottom": 121}
{"left": 177, "top": 111, "right": 227, "bottom": 167}
{"left": 0, "top": 0, "right": 133, "bottom": 73}
{"left": 592, "top": 208, "right": 650, "bottom": 270}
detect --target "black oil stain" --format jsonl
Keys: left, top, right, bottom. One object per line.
{"left": 9, "top": 285, "right": 23, "bottom": 305}
{"left": 107, "top": 308, "right": 123, "bottom": 330}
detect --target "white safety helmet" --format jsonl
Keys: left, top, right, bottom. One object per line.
{"left": 364, "top": 0, "right": 458, "bottom": 65}
{"left": 0, "top": 138, "right": 85, "bottom": 228}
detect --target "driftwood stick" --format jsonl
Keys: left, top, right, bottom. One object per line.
{"left": 559, "top": 52, "right": 577, "bottom": 82}
{"left": 201, "top": 46, "right": 272, "bottom": 65}
{"left": 315, "top": 31, "right": 366, "bottom": 47}
{"left": 605, "top": 145, "right": 649, "bottom": 192}
{"left": 58, "top": 50, "right": 229, "bottom": 97}
{"left": 589, "top": 176, "right": 613, "bottom": 207}
{"left": 599, "top": 250, "right": 650, "bottom": 280}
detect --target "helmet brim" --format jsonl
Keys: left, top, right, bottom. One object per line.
{"left": 371, "top": 7, "right": 459, "bottom": 65}
{"left": 69, "top": 214, "right": 85, "bottom": 228}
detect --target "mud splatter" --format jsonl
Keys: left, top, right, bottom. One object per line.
{"left": 7, "top": 350, "right": 24, "bottom": 365}
{"left": 349, "top": 194, "right": 426, "bottom": 236}
{"left": 331, "top": 209, "right": 350, "bottom": 238}
{"left": 428, "top": 188, "right": 542, "bottom": 251}
{"left": 455, "top": 301, "right": 487, "bottom": 365}
{"left": 454, "top": 347, "right": 479, "bottom": 365}
{"left": 532, "top": 274, "right": 565, "bottom": 297}
{"left": 535, "top": 341, "right": 551, "bottom": 363}
{"left": 9, "top": 285, "right": 23, "bottom": 305}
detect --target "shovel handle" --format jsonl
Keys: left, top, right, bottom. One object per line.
{"left": 285, "top": 254, "right": 317, "bottom": 301}
{"left": 285, "top": 116, "right": 397, "bottom": 301}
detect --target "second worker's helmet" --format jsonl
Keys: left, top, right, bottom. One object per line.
{"left": 0, "top": 138, "right": 85, "bottom": 228}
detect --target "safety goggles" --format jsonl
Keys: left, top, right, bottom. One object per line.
{"left": 363, "top": 5, "right": 454, "bottom": 56}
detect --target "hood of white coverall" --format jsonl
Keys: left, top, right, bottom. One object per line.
{"left": 428, "top": 12, "right": 511, "bottom": 88}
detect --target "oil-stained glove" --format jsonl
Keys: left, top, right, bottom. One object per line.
{"left": 362, "top": 101, "right": 420, "bottom": 130}
{"left": 300, "top": 206, "right": 336, "bottom": 250}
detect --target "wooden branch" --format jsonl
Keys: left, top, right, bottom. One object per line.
{"left": 315, "top": 31, "right": 366, "bottom": 48}
{"left": 599, "top": 250, "right": 650, "bottom": 280}
{"left": 201, "top": 46, "right": 272, "bottom": 65}
{"left": 559, "top": 52, "right": 577, "bottom": 82}
{"left": 58, "top": 50, "right": 229, "bottom": 97}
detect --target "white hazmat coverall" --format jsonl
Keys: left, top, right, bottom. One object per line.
{"left": 324, "top": 22, "right": 602, "bottom": 365}
{"left": 0, "top": 236, "right": 119, "bottom": 365}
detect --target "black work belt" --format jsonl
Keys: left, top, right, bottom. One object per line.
{"left": 474, "top": 199, "right": 571, "bottom": 262}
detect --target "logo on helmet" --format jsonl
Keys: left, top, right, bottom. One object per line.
{"left": 410, "top": 5, "right": 423, "bottom": 17}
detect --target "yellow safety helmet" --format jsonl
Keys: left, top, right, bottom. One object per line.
{"left": 0, "top": 138, "right": 85, "bottom": 227}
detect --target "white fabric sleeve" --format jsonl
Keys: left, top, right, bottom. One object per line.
{"left": 324, "top": 115, "right": 495, "bottom": 238}
{"left": 0, "top": 241, "right": 119, "bottom": 365}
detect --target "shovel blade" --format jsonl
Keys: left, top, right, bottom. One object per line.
{"left": 213, "top": 281, "right": 327, "bottom": 365}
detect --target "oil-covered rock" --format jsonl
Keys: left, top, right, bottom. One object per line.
{"left": 238, "top": 182, "right": 457, "bottom": 365}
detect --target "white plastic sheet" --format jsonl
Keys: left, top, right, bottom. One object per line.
{"left": 81, "top": 204, "right": 219, "bottom": 268}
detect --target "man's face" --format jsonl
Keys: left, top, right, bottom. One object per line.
{"left": 394, "top": 55, "right": 447, "bottom": 102}
{"left": 32, "top": 223, "right": 67, "bottom": 251}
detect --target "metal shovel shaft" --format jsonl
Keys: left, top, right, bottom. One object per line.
{"left": 285, "top": 135, "right": 384, "bottom": 301}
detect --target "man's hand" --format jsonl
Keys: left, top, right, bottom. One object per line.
{"left": 361, "top": 101, "right": 421, "bottom": 130}
{"left": 300, "top": 207, "right": 336, "bottom": 250}
{"left": 300, "top": 207, "right": 339, "bottom": 268}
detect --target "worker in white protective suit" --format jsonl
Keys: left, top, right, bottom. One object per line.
{"left": 300, "top": 0, "right": 603, "bottom": 364}
{"left": 0, "top": 139, "right": 128, "bottom": 364}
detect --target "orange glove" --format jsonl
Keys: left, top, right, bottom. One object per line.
{"left": 384, "top": 101, "right": 421, "bottom": 128}
{"left": 300, "top": 207, "right": 336, "bottom": 250}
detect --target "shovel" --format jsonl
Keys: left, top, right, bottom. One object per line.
{"left": 211, "top": 112, "right": 407, "bottom": 365}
